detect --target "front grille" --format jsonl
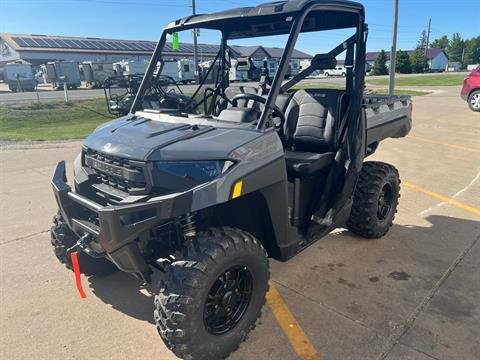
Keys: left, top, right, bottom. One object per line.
{"left": 83, "top": 148, "right": 149, "bottom": 196}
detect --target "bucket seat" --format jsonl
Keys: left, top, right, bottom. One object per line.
{"left": 283, "top": 89, "right": 347, "bottom": 177}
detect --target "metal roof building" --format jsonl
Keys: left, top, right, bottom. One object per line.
{"left": 0, "top": 33, "right": 223, "bottom": 65}
{"left": 0, "top": 33, "right": 311, "bottom": 66}
{"left": 231, "top": 45, "right": 312, "bottom": 60}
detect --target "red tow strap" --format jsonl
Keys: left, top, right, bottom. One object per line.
{"left": 70, "top": 252, "right": 86, "bottom": 299}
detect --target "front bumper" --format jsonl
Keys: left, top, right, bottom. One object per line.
{"left": 52, "top": 161, "right": 193, "bottom": 280}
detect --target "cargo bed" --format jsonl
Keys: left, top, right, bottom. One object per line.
{"left": 364, "top": 94, "right": 412, "bottom": 148}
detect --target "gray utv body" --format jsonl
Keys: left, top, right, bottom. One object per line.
{"left": 52, "top": 0, "right": 411, "bottom": 284}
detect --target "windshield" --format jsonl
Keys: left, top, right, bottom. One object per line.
{"left": 134, "top": 26, "right": 294, "bottom": 117}
{"left": 131, "top": 5, "right": 364, "bottom": 129}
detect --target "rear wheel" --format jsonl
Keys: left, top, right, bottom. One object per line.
{"left": 347, "top": 162, "right": 400, "bottom": 239}
{"left": 50, "top": 212, "right": 117, "bottom": 276}
{"left": 468, "top": 90, "right": 480, "bottom": 112}
{"left": 154, "top": 227, "right": 269, "bottom": 360}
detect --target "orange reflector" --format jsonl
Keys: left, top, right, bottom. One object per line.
{"left": 232, "top": 180, "right": 243, "bottom": 199}
{"left": 70, "top": 252, "right": 86, "bottom": 299}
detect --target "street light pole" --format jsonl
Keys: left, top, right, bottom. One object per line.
{"left": 389, "top": 0, "right": 399, "bottom": 95}
{"left": 192, "top": 0, "right": 199, "bottom": 83}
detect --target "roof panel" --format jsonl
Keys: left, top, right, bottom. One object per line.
{"left": 32, "top": 38, "right": 51, "bottom": 48}
{"left": 23, "top": 38, "right": 38, "bottom": 47}
{"left": 12, "top": 37, "right": 29, "bottom": 47}
{"left": 121, "top": 42, "right": 137, "bottom": 51}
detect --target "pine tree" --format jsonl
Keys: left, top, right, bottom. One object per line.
{"left": 447, "top": 32, "right": 465, "bottom": 63}
{"left": 411, "top": 49, "right": 428, "bottom": 73}
{"left": 371, "top": 49, "right": 388, "bottom": 75}
{"left": 396, "top": 50, "right": 412, "bottom": 73}
{"left": 430, "top": 35, "right": 449, "bottom": 50}
{"left": 411, "top": 31, "right": 429, "bottom": 73}
{"left": 463, "top": 36, "right": 480, "bottom": 66}
{"left": 418, "top": 30, "right": 428, "bottom": 51}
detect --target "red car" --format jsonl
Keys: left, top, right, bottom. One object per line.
{"left": 461, "top": 65, "right": 480, "bottom": 112}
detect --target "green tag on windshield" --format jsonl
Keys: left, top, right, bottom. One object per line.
{"left": 172, "top": 32, "right": 179, "bottom": 51}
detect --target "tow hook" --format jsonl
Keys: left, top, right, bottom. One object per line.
{"left": 67, "top": 234, "right": 106, "bottom": 259}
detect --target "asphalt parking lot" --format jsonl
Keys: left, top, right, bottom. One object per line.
{"left": 1, "top": 85, "right": 479, "bottom": 360}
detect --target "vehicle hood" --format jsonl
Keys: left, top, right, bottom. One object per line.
{"left": 83, "top": 116, "right": 263, "bottom": 161}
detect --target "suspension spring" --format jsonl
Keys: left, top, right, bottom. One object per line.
{"left": 179, "top": 212, "right": 197, "bottom": 238}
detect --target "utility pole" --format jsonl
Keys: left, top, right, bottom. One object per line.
{"left": 424, "top": 18, "right": 431, "bottom": 71}
{"left": 191, "top": 0, "right": 199, "bottom": 83}
{"left": 389, "top": 0, "right": 399, "bottom": 95}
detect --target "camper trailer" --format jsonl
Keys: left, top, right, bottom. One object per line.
{"left": 114, "top": 60, "right": 148, "bottom": 76}
{"left": 178, "top": 59, "right": 195, "bottom": 84}
{"left": 251, "top": 58, "right": 279, "bottom": 79}
{"left": 41, "top": 61, "right": 81, "bottom": 89}
{"left": 160, "top": 59, "right": 195, "bottom": 84}
{"left": 229, "top": 57, "right": 261, "bottom": 82}
{"left": 199, "top": 60, "right": 221, "bottom": 84}
{"left": 4, "top": 62, "right": 36, "bottom": 92}
{"left": 82, "top": 61, "right": 116, "bottom": 88}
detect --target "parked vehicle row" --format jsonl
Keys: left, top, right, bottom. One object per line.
{"left": 1, "top": 59, "right": 197, "bottom": 92}
{"left": 3, "top": 62, "right": 37, "bottom": 92}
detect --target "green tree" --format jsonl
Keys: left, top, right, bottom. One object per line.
{"left": 463, "top": 36, "right": 480, "bottom": 66}
{"left": 417, "top": 30, "right": 428, "bottom": 50}
{"left": 447, "top": 32, "right": 465, "bottom": 62}
{"left": 430, "top": 35, "right": 449, "bottom": 50}
{"left": 372, "top": 49, "right": 388, "bottom": 75}
{"left": 396, "top": 50, "right": 412, "bottom": 73}
{"left": 410, "top": 31, "right": 429, "bottom": 73}
{"left": 411, "top": 49, "right": 428, "bottom": 73}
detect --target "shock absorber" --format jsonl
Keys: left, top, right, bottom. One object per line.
{"left": 179, "top": 212, "right": 197, "bottom": 238}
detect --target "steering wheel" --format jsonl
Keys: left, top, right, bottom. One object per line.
{"left": 231, "top": 93, "right": 286, "bottom": 130}
{"left": 203, "top": 87, "right": 235, "bottom": 115}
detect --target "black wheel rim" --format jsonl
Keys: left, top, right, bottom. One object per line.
{"left": 377, "top": 183, "right": 394, "bottom": 220}
{"left": 204, "top": 265, "right": 253, "bottom": 335}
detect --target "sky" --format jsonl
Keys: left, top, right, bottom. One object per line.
{"left": 1, "top": 0, "right": 476, "bottom": 55}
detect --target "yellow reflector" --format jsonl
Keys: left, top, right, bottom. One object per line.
{"left": 232, "top": 180, "right": 243, "bottom": 199}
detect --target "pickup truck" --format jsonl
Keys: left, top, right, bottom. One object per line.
{"left": 324, "top": 65, "right": 347, "bottom": 77}
{"left": 49, "top": 2, "right": 412, "bottom": 359}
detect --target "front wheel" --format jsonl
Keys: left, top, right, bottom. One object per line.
{"left": 468, "top": 90, "right": 480, "bottom": 112}
{"left": 154, "top": 227, "right": 269, "bottom": 360}
{"left": 347, "top": 162, "right": 400, "bottom": 239}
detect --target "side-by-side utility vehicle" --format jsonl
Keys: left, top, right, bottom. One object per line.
{"left": 50, "top": 1, "right": 412, "bottom": 359}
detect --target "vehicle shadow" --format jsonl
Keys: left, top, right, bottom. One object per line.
{"left": 86, "top": 214, "right": 480, "bottom": 325}
{"left": 87, "top": 270, "right": 162, "bottom": 325}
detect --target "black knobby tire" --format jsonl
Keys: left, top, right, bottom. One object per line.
{"left": 347, "top": 161, "right": 400, "bottom": 239}
{"left": 468, "top": 90, "right": 480, "bottom": 112}
{"left": 154, "top": 227, "right": 269, "bottom": 360}
{"left": 50, "top": 212, "right": 117, "bottom": 276}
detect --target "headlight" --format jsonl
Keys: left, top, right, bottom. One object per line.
{"left": 155, "top": 160, "right": 235, "bottom": 183}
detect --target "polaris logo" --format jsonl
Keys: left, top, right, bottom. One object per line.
{"left": 103, "top": 143, "right": 112, "bottom": 152}
{"left": 92, "top": 160, "right": 123, "bottom": 178}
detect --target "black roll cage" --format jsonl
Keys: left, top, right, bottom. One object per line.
{"left": 131, "top": 1, "right": 366, "bottom": 132}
